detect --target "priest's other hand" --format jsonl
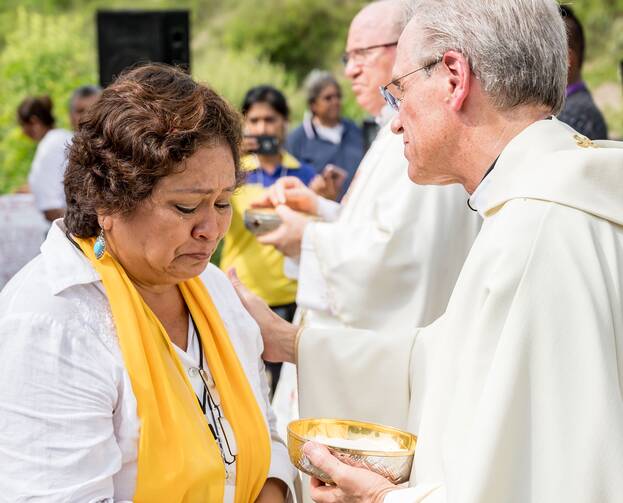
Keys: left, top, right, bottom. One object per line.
{"left": 227, "top": 268, "right": 298, "bottom": 363}
{"left": 251, "top": 176, "right": 320, "bottom": 215}
{"left": 257, "top": 205, "right": 310, "bottom": 258}
{"left": 304, "top": 442, "right": 398, "bottom": 503}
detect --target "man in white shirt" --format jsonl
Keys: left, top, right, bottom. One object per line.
{"left": 231, "top": 0, "right": 623, "bottom": 502}
{"left": 27, "top": 127, "right": 73, "bottom": 222}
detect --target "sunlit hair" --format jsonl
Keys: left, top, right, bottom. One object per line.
{"left": 406, "top": 0, "right": 567, "bottom": 113}
{"left": 64, "top": 63, "right": 243, "bottom": 237}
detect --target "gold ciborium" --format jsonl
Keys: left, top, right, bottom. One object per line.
{"left": 287, "top": 418, "right": 417, "bottom": 485}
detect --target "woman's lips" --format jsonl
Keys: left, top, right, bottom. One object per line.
{"left": 182, "top": 252, "right": 211, "bottom": 261}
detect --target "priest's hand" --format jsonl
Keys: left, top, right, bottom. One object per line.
{"left": 227, "top": 268, "right": 299, "bottom": 363}
{"left": 251, "top": 176, "right": 320, "bottom": 215}
{"left": 257, "top": 205, "right": 310, "bottom": 258}
{"left": 304, "top": 442, "right": 398, "bottom": 503}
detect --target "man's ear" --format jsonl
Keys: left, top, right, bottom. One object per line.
{"left": 442, "top": 51, "right": 471, "bottom": 111}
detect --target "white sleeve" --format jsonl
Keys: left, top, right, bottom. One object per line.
{"left": 295, "top": 223, "right": 332, "bottom": 313}
{"left": 29, "top": 139, "right": 69, "bottom": 211}
{"left": 258, "top": 351, "right": 298, "bottom": 502}
{"left": 316, "top": 196, "right": 341, "bottom": 222}
{"left": 0, "top": 313, "right": 125, "bottom": 502}
{"left": 384, "top": 486, "right": 444, "bottom": 503}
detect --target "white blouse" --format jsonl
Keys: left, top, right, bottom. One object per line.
{"left": 0, "top": 221, "right": 296, "bottom": 502}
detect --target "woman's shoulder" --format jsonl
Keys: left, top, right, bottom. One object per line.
{"left": 0, "top": 250, "right": 118, "bottom": 356}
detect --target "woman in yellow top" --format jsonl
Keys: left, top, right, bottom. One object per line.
{"left": 220, "top": 86, "right": 315, "bottom": 395}
{"left": 0, "top": 65, "right": 295, "bottom": 502}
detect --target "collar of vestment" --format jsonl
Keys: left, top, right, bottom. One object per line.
{"left": 468, "top": 117, "right": 623, "bottom": 224}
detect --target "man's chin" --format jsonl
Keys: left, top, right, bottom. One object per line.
{"left": 407, "top": 164, "right": 432, "bottom": 185}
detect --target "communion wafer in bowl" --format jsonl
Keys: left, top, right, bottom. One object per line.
{"left": 287, "top": 418, "right": 417, "bottom": 485}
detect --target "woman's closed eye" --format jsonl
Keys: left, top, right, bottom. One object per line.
{"left": 215, "top": 201, "right": 231, "bottom": 210}
{"left": 175, "top": 204, "right": 200, "bottom": 214}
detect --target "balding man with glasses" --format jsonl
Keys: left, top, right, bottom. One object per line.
{"left": 257, "top": 0, "right": 479, "bottom": 386}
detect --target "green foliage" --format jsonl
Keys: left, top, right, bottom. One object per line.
{"left": 0, "top": 8, "right": 97, "bottom": 193}
{"left": 220, "top": 0, "right": 364, "bottom": 82}
{"left": 194, "top": 42, "right": 306, "bottom": 122}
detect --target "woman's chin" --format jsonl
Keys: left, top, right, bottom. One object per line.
{"left": 170, "top": 255, "right": 212, "bottom": 281}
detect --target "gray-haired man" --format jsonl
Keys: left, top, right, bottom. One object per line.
{"left": 231, "top": 0, "right": 623, "bottom": 502}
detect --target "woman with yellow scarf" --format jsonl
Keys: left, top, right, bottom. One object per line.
{"left": 0, "top": 65, "right": 295, "bottom": 502}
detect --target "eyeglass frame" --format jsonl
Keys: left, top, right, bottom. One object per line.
{"left": 196, "top": 367, "right": 238, "bottom": 466}
{"left": 341, "top": 41, "right": 398, "bottom": 66}
{"left": 380, "top": 57, "right": 443, "bottom": 111}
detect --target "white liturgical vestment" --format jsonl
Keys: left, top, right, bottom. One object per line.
{"left": 296, "top": 109, "right": 481, "bottom": 335}
{"left": 297, "top": 118, "right": 623, "bottom": 503}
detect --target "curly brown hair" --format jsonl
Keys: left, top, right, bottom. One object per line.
{"left": 64, "top": 63, "right": 244, "bottom": 237}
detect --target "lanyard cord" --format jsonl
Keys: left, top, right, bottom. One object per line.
{"left": 192, "top": 315, "right": 207, "bottom": 414}
{"left": 191, "top": 316, "right": 223, "bottom": 449}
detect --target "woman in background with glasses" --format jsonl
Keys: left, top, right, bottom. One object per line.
{"left": 0, "top": 65, "right": 295, "bottom": 503}
{"left": 286, "top": 70, "right": 364, "bottom": 201}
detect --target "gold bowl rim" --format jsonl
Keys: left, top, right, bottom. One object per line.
{"left": 287, "top": 418, "right": 417, "bottom": 457}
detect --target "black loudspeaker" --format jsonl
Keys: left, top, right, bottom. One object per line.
{"left": 97, "top": 10, "right": 190, "bottom": 87}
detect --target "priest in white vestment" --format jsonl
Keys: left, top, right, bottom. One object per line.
{"left": 228, "top": 1, "right": 623, "bottom": 502}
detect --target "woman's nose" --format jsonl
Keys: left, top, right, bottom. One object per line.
{"left": 192, "top": 210, "right": 220, "bottom": 241}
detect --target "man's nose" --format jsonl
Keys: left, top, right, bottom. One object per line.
{"left": 344, "top": 58, "right": 361, "bottom": 79}
{"left": 390, "top": 113, "right": 403, "bottom": 135}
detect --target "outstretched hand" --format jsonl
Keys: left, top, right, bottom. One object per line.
{"left": 304, "top": 442, "right": 397, "bottom": 503}
{"left": 227, "top": 268, "right": 299, "bottom": 363}
{"left": 251, "top": 176, "right": 319, "bottom": 215}
{"left": 256, "top": 205, "right": 310, "bottom": 258}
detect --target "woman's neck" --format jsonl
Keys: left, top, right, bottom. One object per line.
{"left": 135, "top": 283, "right": 190, "bottom": 351}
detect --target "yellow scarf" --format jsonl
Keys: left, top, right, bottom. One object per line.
{"left": 76, "top": 237, "right": 271, "bottom": 502}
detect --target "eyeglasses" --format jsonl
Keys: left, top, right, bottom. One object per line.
{"left": 380, "top": 58, "right": 442, "bottom": 111}
{"left": 341, "top": 41, "right": 398, "bottom": 66}
{"left": 195, "top": 367, "right": 238, "bottom": 466}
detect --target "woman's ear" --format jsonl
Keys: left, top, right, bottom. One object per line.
{"left": 98, "top": 214, "right": 113, "bottom": 231}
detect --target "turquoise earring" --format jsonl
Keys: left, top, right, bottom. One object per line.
{"left": 94, "top": 229, "right": 106, "bottom": 260}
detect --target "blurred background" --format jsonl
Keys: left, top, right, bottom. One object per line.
{"left": 0, "top": 0, "right": 621, "bottom": 195}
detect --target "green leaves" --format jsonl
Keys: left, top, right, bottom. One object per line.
{"left": 0, "top": 8, "right": 96, "bottom": 193}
